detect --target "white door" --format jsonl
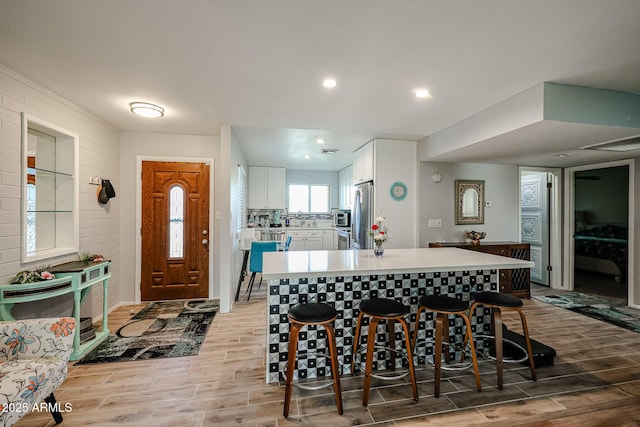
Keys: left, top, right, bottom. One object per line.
{"left": 520, "top": 172, "right": 550, "bottom": 286}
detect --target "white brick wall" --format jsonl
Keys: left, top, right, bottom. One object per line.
{"left": 0, "top": 64, "right": 120, "bottom": 320}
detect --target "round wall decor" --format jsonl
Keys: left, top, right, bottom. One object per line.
{"left": 390, "top": 181, "right": 408, "bottom": 201}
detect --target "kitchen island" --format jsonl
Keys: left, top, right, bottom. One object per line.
{"left": 262, "top": 247, "right": 534, "bottom": 383}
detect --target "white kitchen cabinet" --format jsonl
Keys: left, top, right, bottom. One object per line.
{"left": 352, "top": 141, "right": 373, "bottom": 183}
{"left": 287, "top": 230, "right": 325, "bottom": 251}
{"left": 305, "top": 231, "right": 323, "bottom": 250}
{"left": 338, "top": 165, "right": 353, "bottom": 209}
{"left": 322, "top": 231, "right": 336, "bottom": 250}
{"left": 267, "top": 167, "right": 285, "bottom": 208}
{"left": 287, "top": 231, "right": 306, "bottom": 251}
{"left": 248, "top": 166, "right": 286, "bottom": 209}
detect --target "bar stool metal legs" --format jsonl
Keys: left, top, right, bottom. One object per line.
{"left": 351, "top": 298, "right": 418, "bottom": 407}
{"left": 283, "top": 303, "right": 343, "bottom": 417}
{"left": 412, "top": 295, "right": 481, "bottom": 397}
{"left": 469, "top": 291, "right": 537, "bottom": 390}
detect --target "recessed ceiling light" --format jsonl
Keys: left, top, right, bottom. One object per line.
{"left": 316, "top": 138, "right": 324, "bottom": 144}
{"left": 323, "top": 78, "right": 337, "bottom": 88}
{"left": 129, "top": 102, "right": 164, "bottom": 118}
{"left": 415, "top": 89, "right": 431, "bottom": 98}
{"left": 556, "top": 153, "right": 573, "bottom": 157}
{"left": 304, "top": 154, "right": 311, "bottom": 159}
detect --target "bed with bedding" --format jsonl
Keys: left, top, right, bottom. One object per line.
{"left": 574, "top": 224, "right": 627, "bottom": 283}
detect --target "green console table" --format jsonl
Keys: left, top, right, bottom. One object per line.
{"left": 0, "top": 260, "right": 110, "bottom": 361}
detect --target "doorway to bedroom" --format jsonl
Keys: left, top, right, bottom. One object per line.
{"left": 573, "top": 164, "right": 629, "bottom": 303}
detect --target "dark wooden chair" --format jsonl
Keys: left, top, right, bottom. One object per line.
{"left": 412, "top": 294, "right": 481, "bottom": 397}
{"left": 351, "top": 298, "right": 418, "bottom": 406}
{"left": 468, "top": 291, "right": 537, "bottom": 389}
{"left": 283, "top": 302, "right": 343, "bottom": 417}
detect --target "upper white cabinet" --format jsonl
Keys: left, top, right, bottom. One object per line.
{"left": 352, "top": 141, "right": 373, "bottom": 183}
{"left": 21, "top": 114, "right": 79, "bottom": 263}
{"left": 338, "top": 165, "right": 353, "bottom": 209}
{"left": 248, "top": 166, "right": 286, "bottom": 209}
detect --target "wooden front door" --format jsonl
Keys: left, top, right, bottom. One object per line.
{"left": 141, "top": 161, "right": 210, "bottom": 301}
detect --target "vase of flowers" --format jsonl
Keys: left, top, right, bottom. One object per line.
{"left": 369, "top": 215, "right": 388, "bottom": 257}
{"left": 466, "top": 230, "right": 486, "bottom": 245}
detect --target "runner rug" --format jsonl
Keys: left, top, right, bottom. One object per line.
{"left": 533, "top": 292, "right": 640, "bottom": 333}
{"left": 77, "top": 299, "right": 217, "bottom": 364}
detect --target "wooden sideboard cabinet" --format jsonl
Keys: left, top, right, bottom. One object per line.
{"left": 428, "top": 241, "right": 531, "bottom": 298}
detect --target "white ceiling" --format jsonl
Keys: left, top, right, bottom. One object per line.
{"left": 2, "top": 1, "right": 640, "bottom": 170}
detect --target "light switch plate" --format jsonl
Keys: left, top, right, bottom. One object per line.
{"left": 428, "top": 219, "right": 442, "bottom": 228}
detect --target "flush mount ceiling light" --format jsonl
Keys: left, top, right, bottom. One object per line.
{"left": 415, "top": 88, "right": 431, "bottom": 98}
{"left": 322, "top": 78, "right": 337, "bottom": 88}
{"left": 129, "top": 102, "right": 165, "bottom": 118}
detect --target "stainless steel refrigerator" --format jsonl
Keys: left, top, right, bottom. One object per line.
{"left": 351, "top": 181, "right": 374, "bottom": 249}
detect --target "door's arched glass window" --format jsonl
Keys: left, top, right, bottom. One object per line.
{"left": 169, "top": 185, "right": 184, "bottom": 258}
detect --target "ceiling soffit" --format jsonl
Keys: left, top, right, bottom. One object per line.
{"left": 419, "top": 83, "right": 640, "bottom": 166}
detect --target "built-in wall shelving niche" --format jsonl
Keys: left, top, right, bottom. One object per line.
{"left": 21, "top": 113, "right": 79, "bottom": 263}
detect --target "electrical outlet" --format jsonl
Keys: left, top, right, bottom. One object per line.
{"left": 428, "top": 219, "right": 442, "bottom": 228}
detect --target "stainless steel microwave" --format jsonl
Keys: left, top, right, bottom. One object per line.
{"left": 334, "top": 211, "right": 351, "bottom": 227}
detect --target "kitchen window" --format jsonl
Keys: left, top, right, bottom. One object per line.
{"left": 288, "top": 184, "right": 330, "bottom": 213}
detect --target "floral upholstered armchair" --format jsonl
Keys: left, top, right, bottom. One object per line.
{"left": 0, "top": 317, "right": 75, "bottom": 426}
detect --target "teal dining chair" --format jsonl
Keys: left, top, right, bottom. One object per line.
{"left": 247, "top": 241, "right": 278, "bottom": 301}
{"left": 283, "top": 235, "right": 293, "bottom": 252}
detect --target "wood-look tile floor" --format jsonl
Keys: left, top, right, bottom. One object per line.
{"left": 16, "top": 284, "right": 640, "bottom": 426}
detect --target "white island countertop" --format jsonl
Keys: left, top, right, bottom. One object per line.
{"left": 262, "top": 247, "right": 534, "bottom": 279}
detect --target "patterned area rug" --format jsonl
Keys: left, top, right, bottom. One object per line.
{"left": 77, "top": 299, "right": 217, "bottom": 364}
{"left": 534, "top": 292, "right": 640, "bottom": 333}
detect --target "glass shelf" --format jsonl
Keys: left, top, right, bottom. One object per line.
{"left": 30, "top": 167, "right": 74, "bottom": 177}
{"left": 27, "top": 210, "right": 73, "bottom": 213}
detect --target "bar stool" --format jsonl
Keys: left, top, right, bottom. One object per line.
{"left": 411, "top": 295, "right": 482, "bottom": 397}
{"left": 283, "top": 302, "right": 343, "bottom": 417}
{"left": 468, "top": 291, "right": 537, "bottom": 389}
{"left": 351, "top": 298, "right": 418, "bottom": 407}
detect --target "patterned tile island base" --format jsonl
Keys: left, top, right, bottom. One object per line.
{"left": 267, "top": 269, "right": 497, "bottom": 383}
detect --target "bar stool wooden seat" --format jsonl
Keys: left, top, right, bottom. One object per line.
{"left": 412, "top": 294, "right": 482, "bottom": 397}
{"left": 468, "top": 291, "right": 537, "bottom": 389}
{"left": 283, "top": 302, "right": 343, "bottom": 417}
{"left": 351, "top": 298, "right": 418, "bottom": 406}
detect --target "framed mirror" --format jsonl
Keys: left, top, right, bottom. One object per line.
{"left": 455, "top": 180, "right": 484, "bottom": 225}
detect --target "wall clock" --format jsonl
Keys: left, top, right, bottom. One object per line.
{"left": 390, "top": 181, "right": 408, "bottom": 201}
